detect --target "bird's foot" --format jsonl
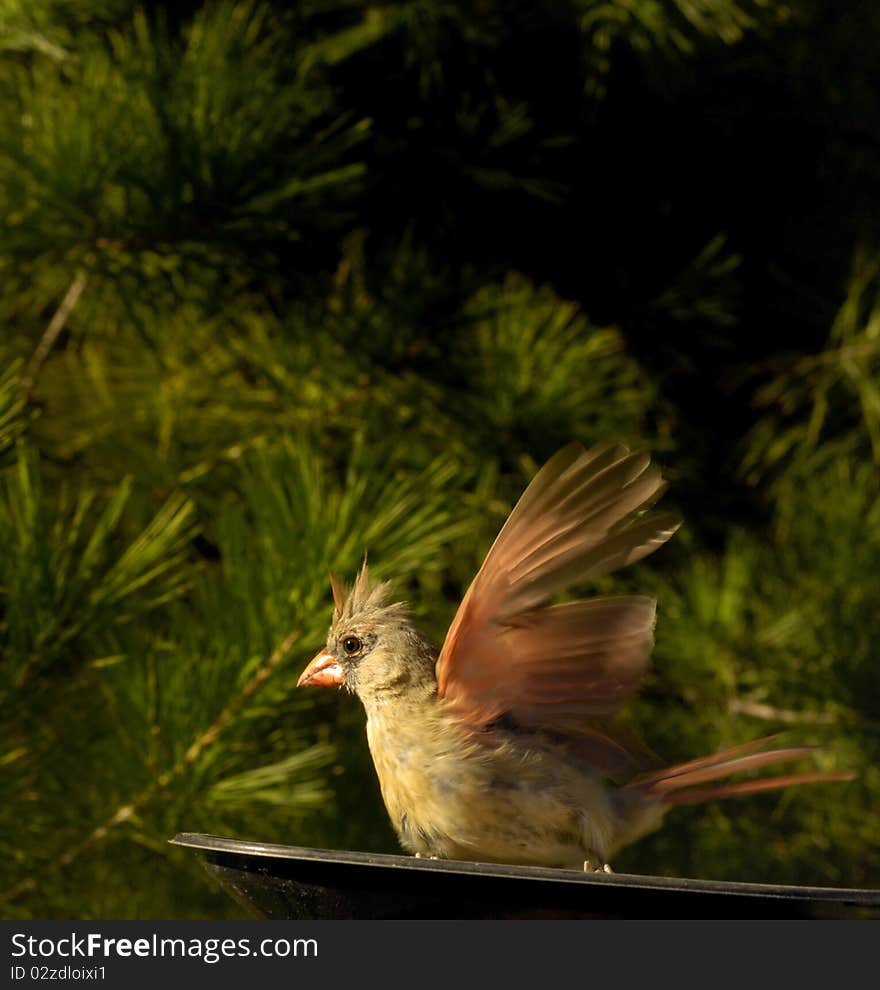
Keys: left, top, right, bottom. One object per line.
{"left": 414, "top": 853, "right": 439, "bottom": 860}
{"left": 583, "top": 860, "right": 614, "bottom": 874}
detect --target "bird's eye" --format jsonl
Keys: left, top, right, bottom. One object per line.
{"left": 341, "top": 635, "right": 362, "bottom": 656}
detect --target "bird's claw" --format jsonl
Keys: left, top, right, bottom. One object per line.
{"left": 583, "top": 860, "right": 614, "bottom": 874}
{"left": 414, "top": 853, "right": 439, "bottom": 860}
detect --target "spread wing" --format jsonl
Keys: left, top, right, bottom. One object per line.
{"left": 435, "top": 442, "right": 680, "bottom": 760}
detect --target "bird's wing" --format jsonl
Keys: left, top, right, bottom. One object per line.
{"left": 435, "top": 442, "right": 680, "bottom": 737}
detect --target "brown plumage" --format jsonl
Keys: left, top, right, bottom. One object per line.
{"left": 298, "top": 442, "right": 852, "bottom": 870}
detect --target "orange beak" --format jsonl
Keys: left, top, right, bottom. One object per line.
{"left": 297, "top": 650, "right": 345, "bottom": 688}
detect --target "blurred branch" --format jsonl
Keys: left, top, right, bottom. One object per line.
{"left": 183, "top": 626, "right": 301, "bottom": 762}
{"left": 21, "top": 270, "right": 88, "bottom": 398}
{"left": 727, "top": 699, "right": 837, "bottom": 725}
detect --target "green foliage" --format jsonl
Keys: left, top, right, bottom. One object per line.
{"left": 1, "top": 0, "right": 877, "bottom": 918}
{"left": 0, "top": 359, "right": 29, "bottom": 462}
{"left": 651, "top": 234, "right": 742, "bottom": 329}
{"left": 580, "top": 0, "right": 777, "bottom": 56}
{"left": 0, "top": 447, "right": 196, "bottom": 692}
{"left": 451, "top": 275, "right": 654, "bottom": 455}
{"left": 0, "top": 0, "right": 367, "bottom": 323}
{"left": 576, "top": 0, "right": 785, "bottom": 96}
{"left": 745, "top": 250, "right": 880, "bottom": 481}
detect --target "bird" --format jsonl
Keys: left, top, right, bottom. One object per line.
{"left": 297, "top": 441, "right": 852, "bottom": 872}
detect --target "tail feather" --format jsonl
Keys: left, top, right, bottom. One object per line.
{"left": 643, "top": 746, "right": 821, "bottom": 797}
{"left": 625, "top": 736, "right": 854, "bottom": 807}
{"left": 660, "top": 770, "right": 856, "bottom": 807}
{"left": 631, "top": 735, "right": 781, "bottom": 785}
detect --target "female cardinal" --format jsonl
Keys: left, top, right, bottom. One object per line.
{"left": 298, "top": 442, "right": 851, "bottom": 871}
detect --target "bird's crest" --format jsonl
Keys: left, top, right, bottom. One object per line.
{"left": 329, "top": 560, "right": 405, "bottom": 625}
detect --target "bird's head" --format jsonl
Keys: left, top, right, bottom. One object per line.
{"left": 297, "top": 563, "right": 434, "bottom": 701}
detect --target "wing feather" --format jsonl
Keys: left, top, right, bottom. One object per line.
{"left": 436, "top": 442, "right": 680, "bottom": 738}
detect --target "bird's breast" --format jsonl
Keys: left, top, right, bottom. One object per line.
{"left": 365, "top": 707, "right": 476, "bottom": 850}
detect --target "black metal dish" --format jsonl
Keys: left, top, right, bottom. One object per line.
{"left": 170, "top": 833, "right": 880, "bottom": 919}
